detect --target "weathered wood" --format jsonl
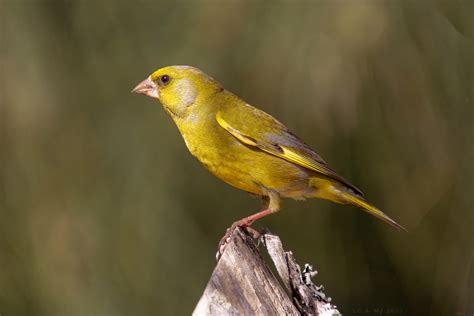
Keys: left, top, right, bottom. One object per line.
{"left": 263, "top": 233, "right": 340, "bottom": 315}
{"left": 193, "top": 228, "right": 298, "bottom": 315}
{"left": 193, "top": 228, "right": 340, "bottom": 315}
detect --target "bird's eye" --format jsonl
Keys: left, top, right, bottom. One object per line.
{"left": 160, "top": 75, "right": 170, "bottom": 85}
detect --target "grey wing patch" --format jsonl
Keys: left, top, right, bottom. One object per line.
{"left": 264, "top": 130, "right": 328, "bottom": 166}
{"left": 266, "top": 130, "right": 364, "bottom": 197}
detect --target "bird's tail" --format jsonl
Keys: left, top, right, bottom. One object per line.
{"left": 311, "top": 178, "right": 406, "bottom": 231}
{"left": 340, "top": 191, "right": 406, "bottom": 231}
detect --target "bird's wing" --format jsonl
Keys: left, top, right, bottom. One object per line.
{"left": 216, "top": 103, "right": 363, "bottom": 196}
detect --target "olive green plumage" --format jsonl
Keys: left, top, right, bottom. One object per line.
{"left": 132, "top": 65, "right": 405, "bottom": 231}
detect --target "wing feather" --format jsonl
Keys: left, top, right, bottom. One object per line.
{"left": 216, "top": 104, "right": 363, "bottom": 196}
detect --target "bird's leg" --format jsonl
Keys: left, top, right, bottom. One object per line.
{"left": 217, "top": 190, "right": 281, "bottom": 260}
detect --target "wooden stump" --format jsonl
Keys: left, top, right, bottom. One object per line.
{"left": 193, "top": 228, "right": 340, "bottom": 315}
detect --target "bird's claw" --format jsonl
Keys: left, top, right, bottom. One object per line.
{"left": 245, "top": 226, "right": 261, "bottom": 239}
{"left": 216, "top": 229, "right": 236, "bottom": 261}
{"left": 216, "top": 224, "right": 262, "bottom": 261}
{"left": 216, "top": 224, "right": 239, "bottom": 261}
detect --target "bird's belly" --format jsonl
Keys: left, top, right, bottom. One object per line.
{"left": 195, "top": 148, "right": 264, "bottom": 194}
{"left": 187, "top": 137, "right": 312, "bottom": 197}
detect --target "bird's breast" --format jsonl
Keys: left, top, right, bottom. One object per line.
{"left": 179, "top": 123, "right": 263, "bottom": 194}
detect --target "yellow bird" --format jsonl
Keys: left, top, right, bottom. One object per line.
{"left": 132, "top": 66, "right": 405, "bottom": 251}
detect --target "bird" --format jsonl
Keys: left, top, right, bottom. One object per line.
{"left": 132, "top": 65, "right": 405, "bottom": 255}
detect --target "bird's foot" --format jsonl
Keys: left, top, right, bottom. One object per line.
{"left": 216, "top": 208, "right": 273, "bottom": 261}
{"left": 215, "top": 221, "right": 261, "bottom": 261}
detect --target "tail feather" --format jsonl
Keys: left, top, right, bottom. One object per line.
{"left": 310, "top": 177, "right": 406, "bottom": 231}
{"left": 341, "top": 191, "right": 406, "bottom": 231}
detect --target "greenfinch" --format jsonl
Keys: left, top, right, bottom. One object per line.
{"left": 132, "top": 65, "right": 405, "bottom": 251}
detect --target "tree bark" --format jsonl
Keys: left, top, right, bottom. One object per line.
{"left": 193, "top": 228, "right": 340, "bottom": 315}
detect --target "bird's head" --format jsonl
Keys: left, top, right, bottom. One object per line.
{"left": 132, "top": 65, "right": 222, "bottom": 118}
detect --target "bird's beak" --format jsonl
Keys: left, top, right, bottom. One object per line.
{"left": 131, "top": 77, "right": 159, "bottom": 99}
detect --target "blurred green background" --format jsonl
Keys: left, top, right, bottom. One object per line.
{"left": 2, "top": 1, "right": 473, "bottom": 315}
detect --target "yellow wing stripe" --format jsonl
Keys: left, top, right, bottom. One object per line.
{"left": 216, "top": 110, "right": 363, "bottom": 196}
{"left": 216, "top": 111, "right": 258, "bottom": 146}
{"left": 279, "top": 145, "right": 329, "bottom": 175}
{"left": 217, "top": 112, "right": 328, "bottom": 174}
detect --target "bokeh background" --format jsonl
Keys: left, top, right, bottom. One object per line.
{"left": 2, "top": 1, "right": 473, "bottom": 315}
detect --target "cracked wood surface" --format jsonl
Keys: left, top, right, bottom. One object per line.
{"left": 193, "top": 228, "right": 340, "bottom": 315}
